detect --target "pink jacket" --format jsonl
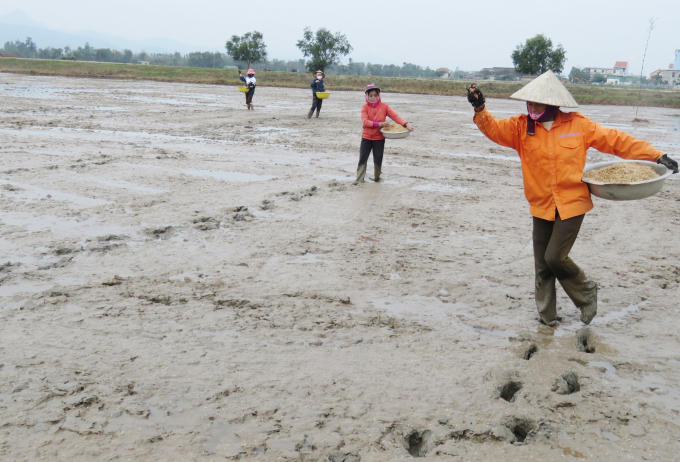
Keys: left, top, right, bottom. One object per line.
{"left": 361, "top": 101, "right": 407, "bottom": 140}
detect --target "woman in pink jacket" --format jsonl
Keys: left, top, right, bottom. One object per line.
{"left": 356, "top": 83, "right": 413, "bottom": 183}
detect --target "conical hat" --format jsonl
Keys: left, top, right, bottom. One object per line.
{"left": 510, "top": 70, "right": 578, "bottom": 108}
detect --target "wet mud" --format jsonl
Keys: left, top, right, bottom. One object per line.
{"left": 1, "top": 74, "right": 680, "bottom": 461}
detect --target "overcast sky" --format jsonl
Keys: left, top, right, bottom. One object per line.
{"left": 1, "top": 0, "right": 679, "bottom": 72}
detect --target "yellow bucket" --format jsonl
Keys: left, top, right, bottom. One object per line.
{"left": 316, "top": 91, "right": 330, "bottom": 99}
{"left": 238, "top": 86, "right": 250, "bottom": 93}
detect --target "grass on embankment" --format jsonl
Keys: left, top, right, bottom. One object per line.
{"left": 2, "top": 58, "right": 680, "bottom": 109}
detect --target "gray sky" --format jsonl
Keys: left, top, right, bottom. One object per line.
{"left": 1, "top": 0, "right": 679, "bottom": 72}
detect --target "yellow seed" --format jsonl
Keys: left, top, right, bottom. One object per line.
{"left": 584, "top": 163, "right": 658, "bottom": 183}
{"left": 382, "top": 123, "right": 408, "bottom": 133}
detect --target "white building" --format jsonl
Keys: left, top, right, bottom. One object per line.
{"left": 589, "top": 61, "right": 628, "bottom": 77}
{"left": 649, "top": 51, "right": 680, "bottom": 85}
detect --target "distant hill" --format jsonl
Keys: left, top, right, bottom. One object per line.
{"left": 0, "top": 9, "right": 218, "bottom": 54}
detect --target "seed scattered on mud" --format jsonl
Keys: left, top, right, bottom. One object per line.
{"left": 576, "top": 327, "right": 595, "bottom": 353}
{"left": 522, "top": 343, "right": 538, "bottom": 360}
{"left": 584, "top": 163, "right": 659, "bottom": 183}
{"left": 552, "top": 372, "right": 580, "bottom": 395}
{"left": 498, "top": 381, "right": 523, "bottom": 402}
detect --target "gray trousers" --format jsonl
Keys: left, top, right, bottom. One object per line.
{"left": 532, "top": 211, "right": 597, "bottom": 323}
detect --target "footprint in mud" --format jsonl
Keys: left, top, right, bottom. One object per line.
{"left": 405, "top": 429, "right": 434, "bottom": 457}
{"left": 260, "top": 200, "right": 273, "bottom": 210}
{"left": 98, "top": 234, "right": 128, "bottom": 242}
{"left": 501, "top": 416, "right": 535, "bottom": 444}
{"left": 576, "top": 327, "right": 595, "bottom": 353}
{"left": 147, "top": 226, "right": 174, "bottom": 238}
{"left": 497, "top": 380, "right": 523, "bottom": 402}
{"left": 552, "top": 372, "right": 580, "bottom": 395}
{"left": 193, "top": 216, "right": 220, "bottom": 230}
{"left": 522, "top": 343, "right": 538, "bottom": 360}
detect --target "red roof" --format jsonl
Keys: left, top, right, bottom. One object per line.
{"left": 614, "top": 61, "right": 628, "bottom": 68}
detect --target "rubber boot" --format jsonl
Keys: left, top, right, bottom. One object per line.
{"left": 374, "top": 165, "right": 382, "bottom": 182}
{"left": 307, "top": 109, "right": 314, "bottom": 118}
{"left": 315, "top": 109, "right": 320, "bottom": 118}
{"left": 559, "top": 271, "right": 598, "bottom": 324}
{"left": 354, "top": 164, "right": 367, "bottom": 184}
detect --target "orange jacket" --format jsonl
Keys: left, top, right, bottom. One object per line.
{"left": 361, "top": 101, "right": 407, "bottom": 140}
{"left": 473, "top": 107, "right": 665, "bottom": 221}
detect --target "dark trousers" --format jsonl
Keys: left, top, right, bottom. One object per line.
{"left": 532, "top": 210, "right": 596, "bottom": 323}
{"left": 311, "top": 96, "right": 323, "bottom": 112}
{"left": 358, "top": 138, "right": 385, "bottom": 167}
{"left": 245, "top": 92, "right": 254, "bottom": 104}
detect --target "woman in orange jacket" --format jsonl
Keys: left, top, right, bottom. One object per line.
{"left": 467, "top": 71, "right": 678, "bottom": 326}
{"left": 356, "top": 83, "right": 414, "bottom": 183}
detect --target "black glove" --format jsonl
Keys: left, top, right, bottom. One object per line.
{"left": 658, "top": 154, "right": 679, "bottom": 174}
{"left": 467, "top": 85, "right": 485, "bottom": 108}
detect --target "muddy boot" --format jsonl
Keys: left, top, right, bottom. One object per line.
{"left": 535, "top": 275, "right": 557, "bottom": 326}
{"left": 354, "top": 164, "right": 367, "bottom": 184}
{"left": 374, "top": 165, "right": 382, "bottom": 182}
{"left": 559, "top": 271, "right": 598, "bottom": 324}
{"left": 307, "top": 108, "right": 314, "bottom": 118}
{"left": 315, "top": 109, "right": 320, "bottom": 118}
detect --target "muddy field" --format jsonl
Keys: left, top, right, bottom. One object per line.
{"left": 1, "top": 73, "right": 679, "bottom": 461}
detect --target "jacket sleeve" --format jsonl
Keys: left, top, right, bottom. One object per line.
{"left": 311, "top": 80, "right": 317, "bottom": 90}
{"left": 473, "top": 107, "right": 518, "bottom": 149}
{"left": 361, "top": 105, "right": 375, "bottom": 128}
{"left": 584, "top": 118, "right": 664, "bottom": 161}
{"left": 386, "top": 105, "right": 407, "bottom": 126}
{"left": 239, "top": 76, "right": 246, "bottom": 83}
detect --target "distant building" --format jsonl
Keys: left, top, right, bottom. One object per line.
{"left": 589, "top": 61, "right": 628, "bottom": 77}
{"left": 648, "top": 51, "right": 680, "bottom": 85}
{"left": 223, "top": 66, "right": 238, "bottom": 70}
{"left": 138, "top": 61, "right": 150, "bottom": 65}
{"left": 0, "top": 53, "right": 18, "bottom": 58}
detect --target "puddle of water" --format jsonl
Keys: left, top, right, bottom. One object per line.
{"left": 316, "top": 174, "right": 354, "bottom": 181}
{"left": 473, "top": 233, "right": 497, "bottom": 240}
{"left": 472, "top": 326, "right": 518, "bottom": 339}
{"left": 0, "top": 283, "right": 53, "bottom": 297}
{"left": 0, "top": 211, "right": 136, "bottom": 239}
{"left": 371, "top": 294, "right": 470, "bottom": 323}
{"left": 0, "top": 180, "right": 112, "bottom": 207}
{"left": 590, "top": 303, "right": 640, "bottom": 326}
{"left": 411, "top": 183, "right": 469, "bottom": 193}
{"left": 213, "top": 329, "right": 239, "bottom": 345}
{"left": 289, "top": 253, "right": 333, "bottom": 264}
{"left": 587, "top": 361, "right": 617, "bottom": 376}
{"left": 181, "top": 169, "right": 277, "bottom": 182}
{"left": 85, "top": 177, "right": 168, "bottom": 194}
{"left": 0, "top": 84, "right": 106, "bottom": 99}
{"left": 2, "top": 299, "right": 26, "bottom": 310}
{"left": 65, "top": 304, "right": 84, "bottom": 313}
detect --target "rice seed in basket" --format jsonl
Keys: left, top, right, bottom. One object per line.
{"left": 584, "top": 163, "right": 659, "bottom": 183}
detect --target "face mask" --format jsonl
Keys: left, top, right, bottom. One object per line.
{"left": 528, "top": 108, "right": 546, "bottom": 120}
{"left": 365, "top": 93, "right": 381, "bottom": 107}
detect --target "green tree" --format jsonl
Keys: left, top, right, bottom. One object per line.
{"left": 296, "top": 27, "right": 352, "bottom": 72}
{"left": 511, "top": 34, "right": 566, "bottom": 75}
{"left": 225, "top": 31, "right": 267, "bottom": 69}
{"left": 568, "top": 67, "right": 590, "bottom": 83}
{"left": 592, "top": 74, "right": 606, "bottom": 83}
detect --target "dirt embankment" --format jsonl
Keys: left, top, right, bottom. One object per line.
{"left": 2, "top": 58, "right": 680, "bottom": 108}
